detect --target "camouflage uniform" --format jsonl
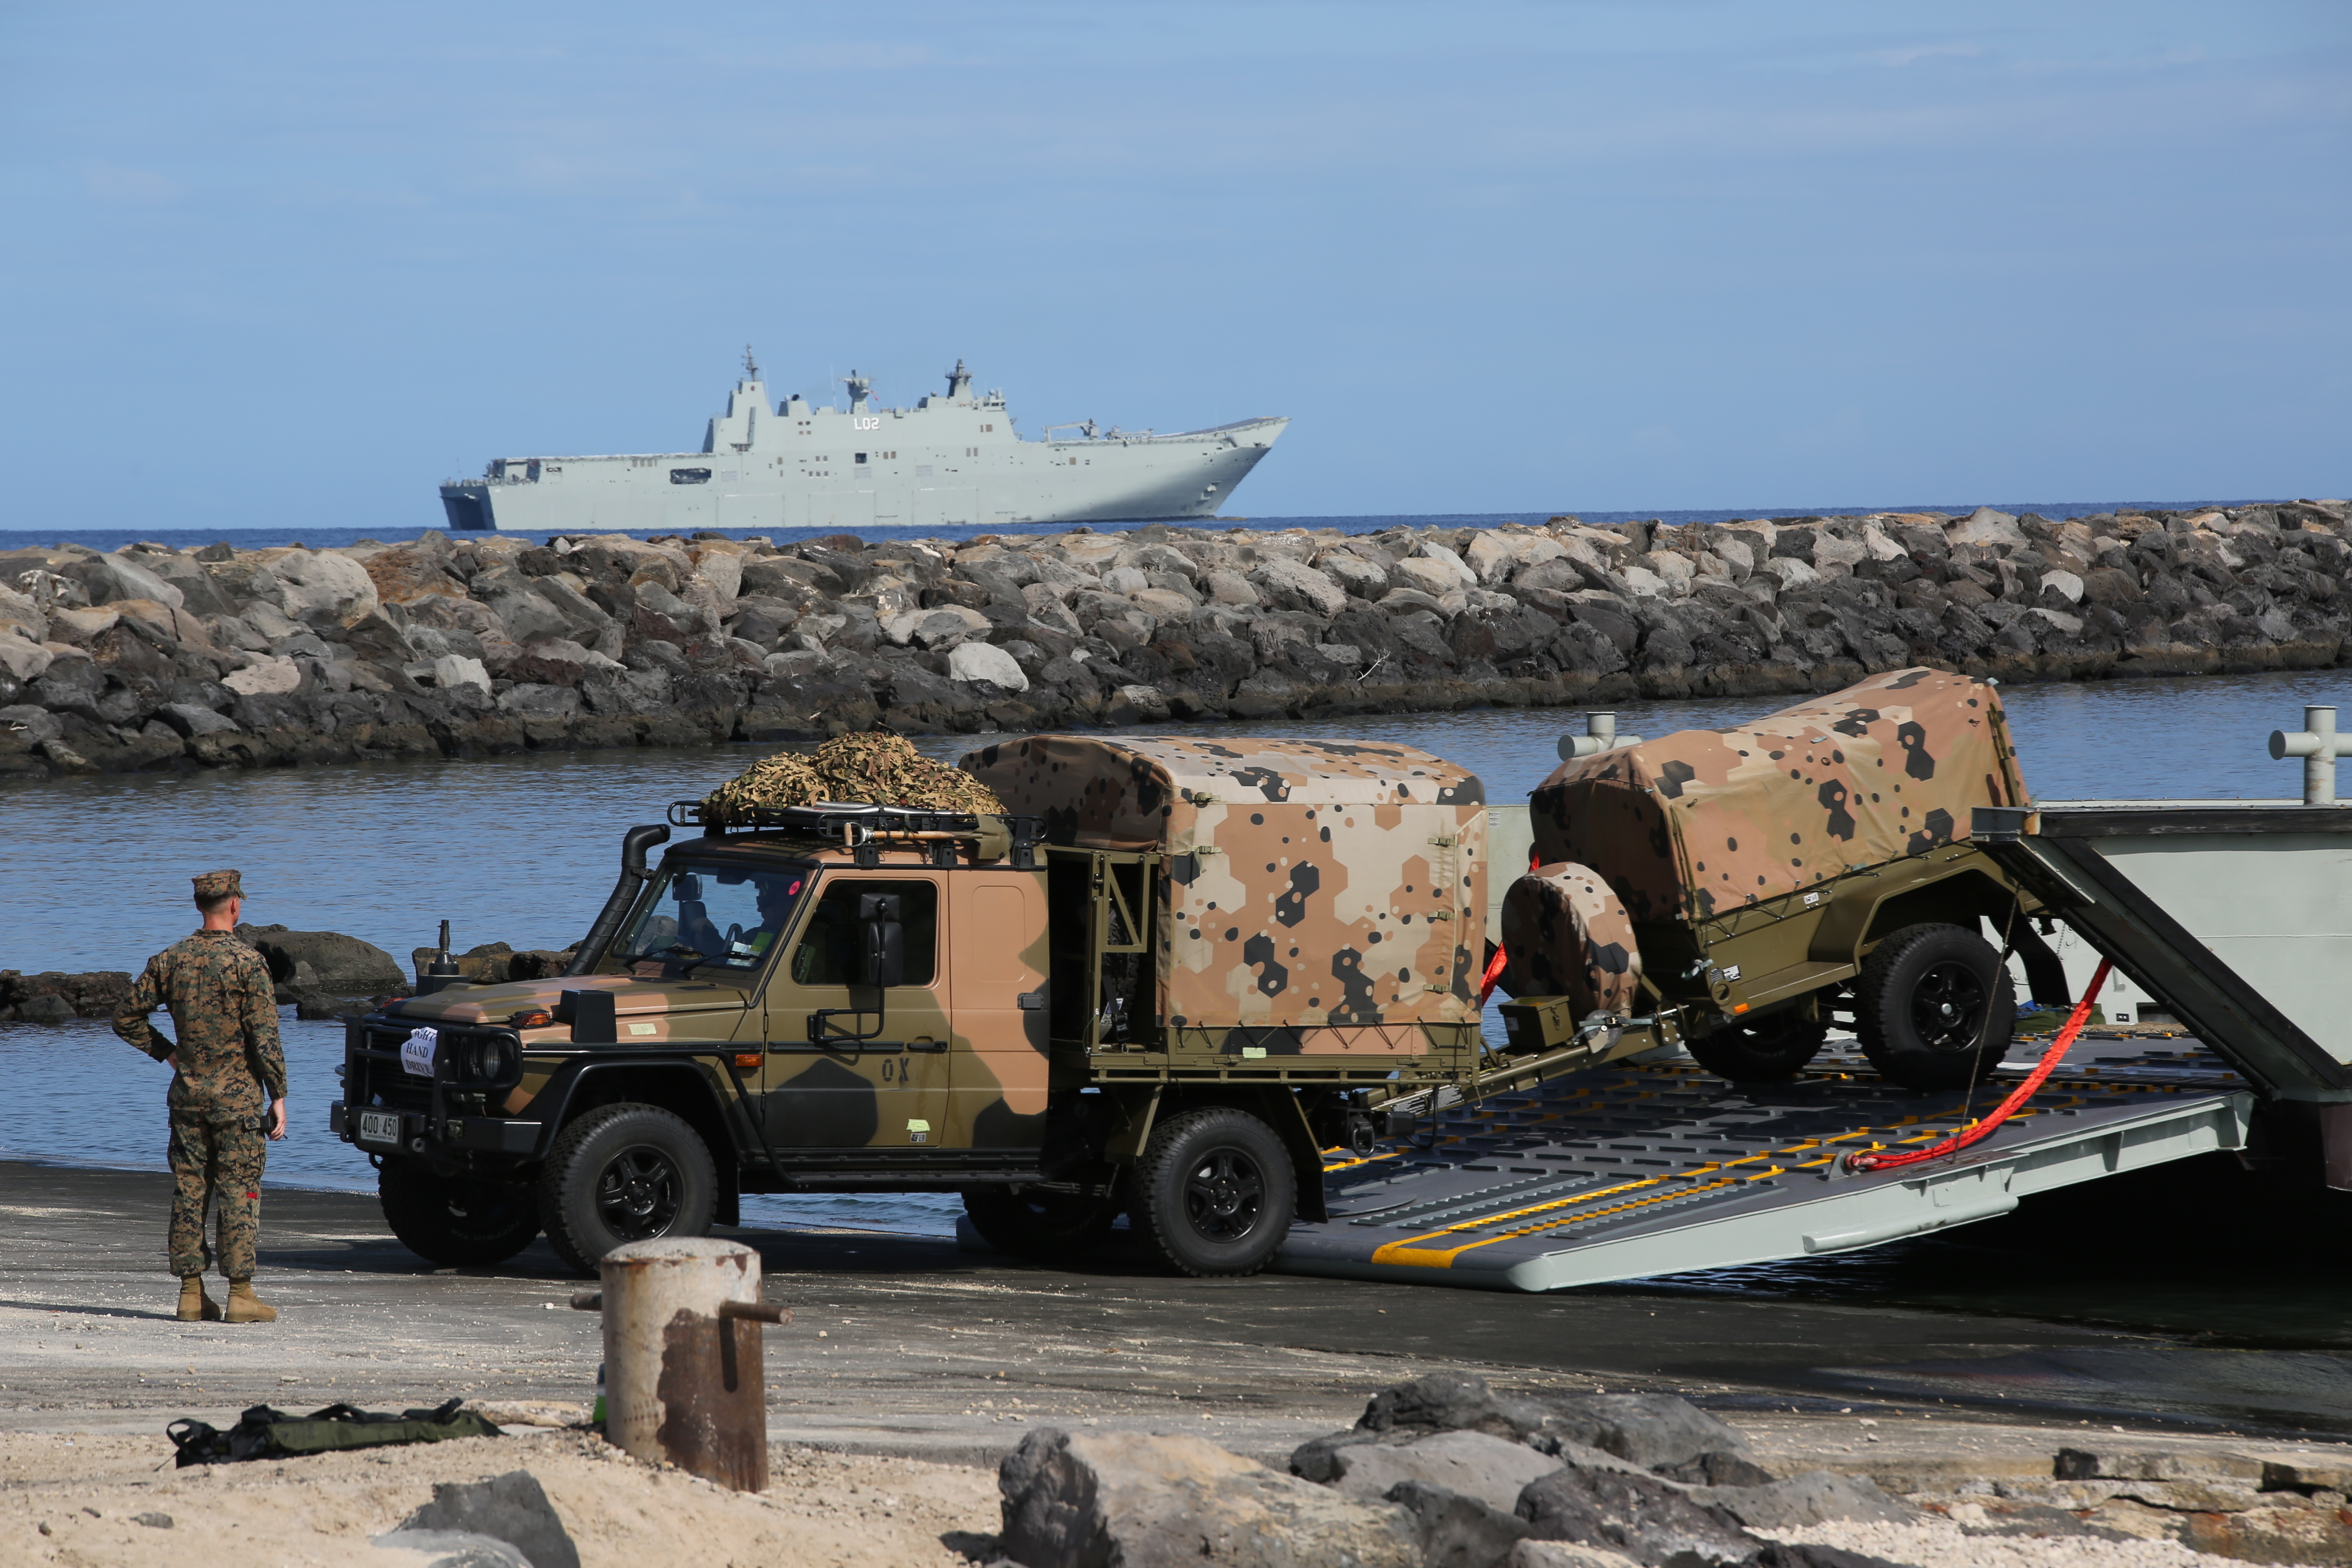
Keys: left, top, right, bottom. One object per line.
{"left": 113, "top": 877, "right": 285, "bottom": 1280}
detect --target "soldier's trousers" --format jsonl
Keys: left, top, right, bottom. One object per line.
{"left": 167, "top": 1105, "right": 267, "bottom": 1278}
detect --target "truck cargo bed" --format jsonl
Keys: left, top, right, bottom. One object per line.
{"left": 1278, "top": 1036, "right": 2250, "bottom": 1292}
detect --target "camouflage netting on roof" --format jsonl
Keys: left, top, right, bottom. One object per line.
{"left": 701, "top": 731, "right": 1006, "bottom": 824}
{"left": 964, "top": 735, "right": 1489, "bottom": 1031}
{"left": 1529, "top": 667, "right": 2028, "bottom": 924}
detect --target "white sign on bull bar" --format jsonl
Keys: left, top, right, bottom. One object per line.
{"left": 400, "top": 1027, "right": 439, "bottom": 1077}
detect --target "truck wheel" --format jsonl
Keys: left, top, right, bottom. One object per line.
{"left": 1855, "top": 923, "right": 2016, "bottom": 1090}
{"left": 1134, "top": 1108, "right": 1295, "bottom": 1278}
{"left": 1686, "top": 1014, "right": 1828, "bottom": 1083}
{"left": 538, "top": 1104, "right": 717, "bottom": 1276}
{"left": 962, "top": 1184, "right": 1121, "bottom": 1263}
{"left": 378, "top": 1161, "right": 541, "bottom": 1266}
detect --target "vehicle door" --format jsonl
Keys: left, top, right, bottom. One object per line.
{"left": 945, "top": 869, "right": 1052, "bottom": 1152}
{"left": 758, "top": 872, "right": 953, "bottom": 1154}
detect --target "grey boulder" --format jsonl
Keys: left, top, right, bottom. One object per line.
{"left": 396, "top": 1470, "right": 579, "bottom": 1568}
{"left": 999, "top": 1426, "right": 1419, "bottom": 1568}
{"left": 12, "top": 993, "right": 76, "bottom": 1026}
{"left": 234, "top": 923, "right": 407, "bottom": 995}
{"left": 1327, "top": 1430, "right": 1563, "bottom": 1512}
{"left": 1315, "top": 1377, "right": 1764, "bottom": 1486}
{"left": 1514, "top": 1467, "right": 1757, "bottom": 1567}
{"left": 1506, "top": 1544, "right": 1643, "bottom": 1568}
{"left": 367, "top": 1529, "right": 533, "bottom": 1568}
{"left": 158, "top": 702, "right": 240, "bottom": 738}
{"left": 1687, "top": 1470, "right": 1914, "bottom": 1531}
{"left": 1533, "top": 1394, "right": 1762, "bottom": 1475}
{"left": 1385, "top": 1479, "right": 1533, "bottom": 1568}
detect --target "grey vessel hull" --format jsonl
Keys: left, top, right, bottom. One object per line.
{"left": 439, "top": 357, "right": 1286, "bottom": 533}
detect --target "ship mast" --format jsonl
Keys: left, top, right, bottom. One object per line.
{"left": 742, "top": 344, "right": 760, "bottom": 381}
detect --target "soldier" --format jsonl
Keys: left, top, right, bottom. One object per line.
{"left": 113, "top": 869, "right": 288, "bottom": 1323}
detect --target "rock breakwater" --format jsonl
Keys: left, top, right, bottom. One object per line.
{"left": 2, "top": 501, "right": 2345, "bottom": 779}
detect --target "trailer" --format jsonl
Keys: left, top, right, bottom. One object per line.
{"left": 1270, "top": 784, "right": 2350, "bottom": 1292}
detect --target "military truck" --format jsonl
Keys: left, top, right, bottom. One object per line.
{"left": 1493, "top": 666, "right": 2073, "bottom": 1090}
{"left": 332, "top": 737, "right": 1495, "bottom": 1278}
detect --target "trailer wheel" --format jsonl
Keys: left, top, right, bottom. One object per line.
{"left": 378, "top": 1161, "right": 541, "bottom": 1266}
{"left": 537, "top": 1104, "right": 717, "bottom": 1276}
{"left": 1685, "top": 1014, "right": 1829, "bottom": 1083}
{"left": 962, "top": 1183, "right": 1121, "bottom": 1263}
{"left": 1855, "top": 923, "right": 2016, "bottom": 1090}
{"left": 1135, "top": 1108, "right": 1295, "bottom": 1278}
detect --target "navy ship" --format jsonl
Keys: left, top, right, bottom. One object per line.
{"left": 439, "top": 353, "right": 1287, "bottom": 533}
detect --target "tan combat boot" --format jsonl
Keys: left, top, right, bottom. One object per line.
{"left": 223, "top": 1279, "right": 276, "bottom": 1323}
{"left": 176, "top": 1276, "right": 222, "bottom": 1323}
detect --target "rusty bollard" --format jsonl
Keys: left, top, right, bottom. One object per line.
{"left": 570, "top": 1237, "right": 788, "bottom": 1491}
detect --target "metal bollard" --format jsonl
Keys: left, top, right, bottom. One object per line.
{"left": 2268, "top": 704, "right": 2351, "bottom": 806}
{"left": 570, "top": 1238, "right": 788, "bottom": 1491}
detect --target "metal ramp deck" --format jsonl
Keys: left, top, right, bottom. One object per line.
{"left": 1278, "top": 1038, "right": 2251, "bottom": 1293}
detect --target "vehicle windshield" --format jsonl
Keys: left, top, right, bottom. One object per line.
{"left": 612, "top": 862, "right": 808, "bottom": 978}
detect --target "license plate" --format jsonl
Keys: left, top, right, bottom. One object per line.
{"left": 357, "top": 1109, "right": 402, "bottom": 1146}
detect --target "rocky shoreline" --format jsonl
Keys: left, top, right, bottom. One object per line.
{"left": 3, "top": 501, "right": 2347, "bottom": 779}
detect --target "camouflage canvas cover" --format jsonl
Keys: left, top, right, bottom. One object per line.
{"left": 1529, "top": 668, "right": 2028, "bottom": 923}
{"left": 962, "top": 736, "right": 1489, "bottom": 1032}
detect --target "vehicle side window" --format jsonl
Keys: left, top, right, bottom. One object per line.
{"left": 788, "top": 880, "right": 938, "bottom": 987}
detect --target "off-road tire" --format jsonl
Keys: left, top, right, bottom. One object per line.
{"left": 1134, "top": 1107, "right": 1295, "bottom": 1278}
{"left": 1685, "top": 1013, "right": 1829, "bottom": 1083}
{"left": 378, "top": 1161, "right": 541, "bottom": 1267}
{"left": 962, "top": 1183, "right": 1122, "bottom": 1263}
{"left": 1855, "top": 922, "right": 2016, "bottom": 1091}
{"left": 537, "top": 1103, "right": 717, "bottom": 1276}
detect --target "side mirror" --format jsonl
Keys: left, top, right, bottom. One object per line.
{"left": 859, "top": 893, "right": 904, "bottom": 989}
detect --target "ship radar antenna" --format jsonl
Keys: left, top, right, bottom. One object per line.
{"left": 742, "top": 344, "right": 760, "bottom": 381}
{"left": 946, "top": 359, "right": 973, "bottom": 399}
{"left": 843, "top": 369, "right": 872, "bottom": 410}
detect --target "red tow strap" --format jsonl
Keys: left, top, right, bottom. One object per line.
{"left": 1845, "top": 959, "right": 2113, "bottom": 1174}
{"left": 1477, "top": 944, "right": 1509, "bottom": 1008}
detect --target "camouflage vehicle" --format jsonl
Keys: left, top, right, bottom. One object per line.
{"left": 1496, "top": 666, "right": 2071, "bottom": 1091}
{"left": 332, "top": 737, "right": 1495, "bottom": 1278}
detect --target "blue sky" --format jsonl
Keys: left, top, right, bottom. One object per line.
{"left": 1, "top": 1, "right": 2344, "bottom": 534}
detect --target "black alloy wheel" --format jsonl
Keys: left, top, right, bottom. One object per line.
{"left": 1135, "top": 1107, "right": 1296, "bottom": 1278}
{"left": 378, "top": 1161, "right": 541, "bottom": 1266}
{"left": 1184, "top": 1150, "right": 1263, "bottom": 1242}
{"left": 538, "top": 1103, "right": 717, "bottom": 1275}
{"left": 1854, "top": 922, "right": 2016, "bottom": 1090}
{"left": 595, "top": 1147, "right": 685, "bottom": 1241}
{"left": 1684, "top": 1013, "right": 1830, "bottom": 1083}
{"left": 1911, "top": 962, "right": 1988, "bottom": 1050}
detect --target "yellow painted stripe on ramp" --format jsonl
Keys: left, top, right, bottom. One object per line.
{"left": 1370, "top": 1176, "right": 1756, "bottom": 1268}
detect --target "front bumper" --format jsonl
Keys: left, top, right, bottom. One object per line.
{"left": 329, "top": 1100, "right": 544, "bottom": 1156}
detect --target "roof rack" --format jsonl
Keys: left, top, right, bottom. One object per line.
{"left": 666, "top": 800, "right": 1045, "bottom": 869}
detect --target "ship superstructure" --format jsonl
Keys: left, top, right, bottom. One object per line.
{"left": 438, "top": 353, "right": 1286, "bottom": 533}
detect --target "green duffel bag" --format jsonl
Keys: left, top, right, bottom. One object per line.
{"left": 168, "top": 1396, "right": 502, "bottom": 1466}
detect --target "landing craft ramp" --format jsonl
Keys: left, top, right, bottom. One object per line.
{"left": 1277, "top": 1040, "right": 2251, "bottom": 1292}
{"left": 1284, "top": 782, "right": 2345, "bottom": 1294}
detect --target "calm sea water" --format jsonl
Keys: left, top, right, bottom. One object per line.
{"left": 4, "top": 669, "right": 2345, "bottom": 1304}
{"left": 0, "top": 499, "right": 2285, "bottom": 557}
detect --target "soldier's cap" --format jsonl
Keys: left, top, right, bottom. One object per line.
{"left": 192, "top": 869, "right": 244, "bottom": 900}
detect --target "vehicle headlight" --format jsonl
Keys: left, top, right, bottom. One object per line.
{"left": 468, "top": 1037, "right": 518, "bottom": 1084}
